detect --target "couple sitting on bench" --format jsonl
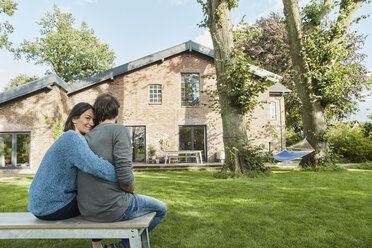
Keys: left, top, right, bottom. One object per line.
{"left": 28, "top": 93, "right": 167, "bottom": 248}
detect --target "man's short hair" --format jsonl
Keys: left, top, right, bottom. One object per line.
{"left": 93, "top": 93, "right": 120, "bottom": 124}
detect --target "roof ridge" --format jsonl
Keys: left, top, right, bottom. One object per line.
{"left": 0, "top": 74, "right": 69, "bottom": 104}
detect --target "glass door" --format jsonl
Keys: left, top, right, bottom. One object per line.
{"left": 127, "top": 126, "right": 146, "bottom": 163}
{"left": 179, "top": 125, "right": 207, "bottom": 162}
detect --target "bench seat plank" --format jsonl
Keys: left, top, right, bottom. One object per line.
{"left": 0, "top": 229, "right": 140, "bottom": 239}
{"left": 0, "top": 212, "right": 155, "bottom": 230}
{"left": 0, "top": 212, "right": 155, "bottom": 247}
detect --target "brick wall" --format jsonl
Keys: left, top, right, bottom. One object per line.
{"left": 0, "top": 86, "right": 69, "bottom": 173}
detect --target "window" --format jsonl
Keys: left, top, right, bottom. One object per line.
{"left": 0, "top": 132, "right": 30, "bottom": 168}
{"left": 149, "top": 84, "right": 162, "bottom": 104}
{"left": 270, "top": 101, "right": 276, "bottom": 120}
{"left": 126, "top": 126, "right": 146, "bottom": 163}
{"left": 181, "top": 73, "right": 200, "bottom": 106}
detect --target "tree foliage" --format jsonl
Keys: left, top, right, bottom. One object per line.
{"left": 14, "top": 5, "right": 116, "bottom": 83}
{"left": 239, "top": 12, "right": 369, "bottom": 130}
{"left": 0, "top": 0, "right": 17, "bottom": 49}
{"left": 5, "top": 74, "right": 39, "bottom": 90}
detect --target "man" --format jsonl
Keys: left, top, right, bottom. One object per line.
{"left": 77, "top": 93, "right": 167, "bottom": 248}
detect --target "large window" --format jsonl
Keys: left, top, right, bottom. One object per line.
{"left": 149, "top": 84, "right": 162, "bottom": 104}
{"left": 181, "top": 73, "right": 200, "bottom": 106}
{"left": 0, "top": 132, "right": 30, "bottom": 168}
{"left": 126, "top": 126, "right": 146, "bottom": 163}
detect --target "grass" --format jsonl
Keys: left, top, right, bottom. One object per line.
{"left": 1, "top": 170, "right": 372, "bottom": 248}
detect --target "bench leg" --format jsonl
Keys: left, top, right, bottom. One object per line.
{"left": 129, "top": 229, "right": 142, "bottom": 248}
{"left": 198, "top": 152, "right": 203, "bottom": 164}
{"left": 141, "top": 228, "right": 150, "bottom": 248}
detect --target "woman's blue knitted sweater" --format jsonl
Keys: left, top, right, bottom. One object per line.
{"left": 28, "top": 130, "right": 117, "bottom": 216}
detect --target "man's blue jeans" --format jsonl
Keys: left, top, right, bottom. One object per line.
{"left": 116, "top": 194, "right": 167, "bottom": 248}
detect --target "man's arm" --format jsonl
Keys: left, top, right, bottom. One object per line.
{"left": 113, "top": 126, "right": 135, "bottom": 192}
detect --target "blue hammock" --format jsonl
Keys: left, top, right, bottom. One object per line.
{"left": 269, "top": 150, "right": 313, "bottom": 161}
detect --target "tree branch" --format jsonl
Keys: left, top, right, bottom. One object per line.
{"left": 333, "top": 0, "right": 365, "bottom": 42}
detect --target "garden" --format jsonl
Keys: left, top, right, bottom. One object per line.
{"left": 1, "top": 169, "right": 371, "bottom": 248}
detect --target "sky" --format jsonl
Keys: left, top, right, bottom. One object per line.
{"left": 0, "top": 0, "right": 371, "bottom": 121}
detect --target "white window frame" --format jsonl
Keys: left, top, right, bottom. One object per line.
{"left": 0, "top": 132, "right": 31, "bottom": 168}
{"left": 270, "top": 101, "right": 276, "bottom": 120}
{"left": 149, "top": 84, "right": 162, "bottom": 104}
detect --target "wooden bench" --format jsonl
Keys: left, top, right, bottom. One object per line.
{"left": 0, "top": 212, "right": 156, "bottom": 248}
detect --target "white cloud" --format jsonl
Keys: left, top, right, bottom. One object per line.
{"left": 193, "top": 30, "right": 213, "bottom": 49}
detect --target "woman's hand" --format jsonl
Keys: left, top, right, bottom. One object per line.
{"left": 120, "top": 179, "right": 135, "bottom": 194}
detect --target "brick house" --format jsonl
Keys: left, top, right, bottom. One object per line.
{"left": 0, "top": 41, "right": 290, "bottom": 173}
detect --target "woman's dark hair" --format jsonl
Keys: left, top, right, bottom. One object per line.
{"left": 63, "top": 102, "right": 94, "bottom": 132}
{"left": 93, "top": 93, "right": 120, "bottom": 124}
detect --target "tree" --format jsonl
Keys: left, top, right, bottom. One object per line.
{"left": 4, "top": 74, "right": 39, "bottom": 90}
{"left": 240, "top": 12, "right": 369, "bottom": 130}
{"left": 238, "top": 13, "right": 301, "bottom": 129}
{"left": 14, "top": 5, "right": 115, "bottom": 83}
{"left": 198, "top": 0, "right": 271, "bottom": 175}
{"left": 282, "top": 0, "right": 370, "bottom": 169}
{"left": 0, "top": 0, "right": 17, "bottom": 49}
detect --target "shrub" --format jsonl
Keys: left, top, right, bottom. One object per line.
{"left": 327, "top": 122, "right": 372, "bottom": 163}
{"left": 360, "top": 121, "right": 372, "bottom": 139}
{"left": 345, "top": 162, "right": 372, "bottom": 170}
{"left": 217, "top": 142, "right": 271, "bottom": 179}
{"left": 286, "top": 127, "right": 303, "bottom": 147}
{"left": 240, "top": 143, "right": 271, "bottom": 175}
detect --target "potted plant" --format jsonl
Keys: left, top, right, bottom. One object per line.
{"left": 149, "top": 145, "right": 156, "bottom": 164}
{"left": 159, "top": 138, "right": 170, "bottom": 163}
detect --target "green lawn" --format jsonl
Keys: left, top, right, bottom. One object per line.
{"left": 1, "top": 170, "right": 372, "bottom": 248}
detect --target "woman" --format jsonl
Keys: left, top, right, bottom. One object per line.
{"left": 28, "top": 102, "right": 117, "bottom": 220}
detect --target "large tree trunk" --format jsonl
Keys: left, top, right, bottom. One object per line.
{"left": 282, "top": 0, "right": 329, "bottom": 170}
{"left": 206, "top": 0, "right": 249, "bottom": 173}
{"left": 300, "top": 100, "right": 328, "bottom": 169}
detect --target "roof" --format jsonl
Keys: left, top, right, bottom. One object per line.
{"left": 0, "top": 40, "right": 289, "bottom": 105}
{"left": 0, "top": 74, "right": 69, "bottom": 104}
{"left": 269, "top": 80, "right": 292, "bottom": 94}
